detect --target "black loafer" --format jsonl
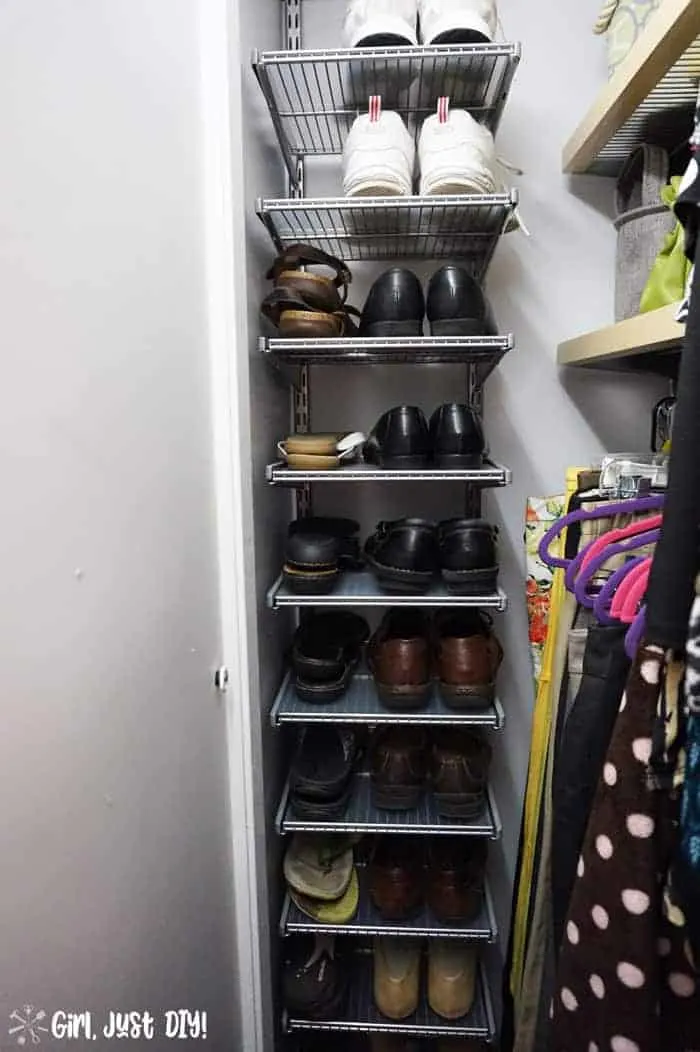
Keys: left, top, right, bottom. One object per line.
{"left": 290, "top": 727, "right": 358, "bottom": 818}
{"left": 291, "top": 612, "right": 370, "bottom": 702}
{"left": 360, "top": 268, "right": 425, "bottom": 338}
{"left": 289, "top": 517, "right": 362, "bottom": 570}
{"left": 429, "top": 404, "right": 486, "bottom": 468}
{"left": 427, "top": 266, "right": 497, "bottom": 337}
{"left": 365, "top": 519, "right": 438, "bottom": 594}
{"left": 283, "top": 531, "right": 340, "bottom": 595}
{"left": 364, "top": 406, "right": 430, "bottom": 468}
{"left": 437, "top": 519, "right": 498, "bottom": 595}
{"left": 283, "top": 937, "right": 348, "bottom": 1019}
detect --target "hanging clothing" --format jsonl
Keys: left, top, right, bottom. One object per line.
{"left": 551, "top": 644, "right": 700, "bottom": 1052}
{"left": 551, "top": 624, "right": 631, "bottom": 951}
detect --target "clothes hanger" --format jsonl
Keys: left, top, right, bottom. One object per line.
{"left": 625, "top": 607, "right": 647, "bottom": 660}
{"left": 611, "top": 559, "right": 651, "bottom": 624}
{"left": 594, "top": 555, "right": 648, "bottom": 625}
{"left": 572, "top": 527, "right": 661, "bottom": 605}
{"left": 576, "top": 513, "right": 663, "bottom": 576}
{"left": 537, "top": 494, "right": 665, "bottom": 571}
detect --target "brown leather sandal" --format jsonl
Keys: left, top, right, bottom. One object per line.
{"left": 261, "top": 287, "right": 360, "bottom": 338}
{"left": 266, "top": 244, "right": 352, "bottom": 313}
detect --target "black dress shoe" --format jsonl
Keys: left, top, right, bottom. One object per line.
{"left": 360, "top": 268, "right": 425, "bottom": 338}
{"left": 437, "top": 519, "right": 498, "bottom": 595}
{"left": 426, "top": 266, "right": 497, "bottom": 337}
{"left": 365, "top": 519, "right": 438, "bottom": 594}
{"left": 289, "top": 517, "right": 362, "bottom": 569}
{"left": 289, "top": 727, "right": 358, "bottom": 818}
{"left": 283, "top": 531, "right": 340, "bottom": 595}
{"left": 291, "top": 612, "right": 370, "bottom": 701}
{"left": 429, "top": 404, "right": 486, "bottom": 468}
{"left": 364, "top": 406, "right": 430, "bottom": 468}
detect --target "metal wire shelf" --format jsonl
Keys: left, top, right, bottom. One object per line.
{"left": 266, "top": 459, "right": 512, "bottom": 486}
{"left": 284, "top": 954, "right": 496, "bottom": 1039}
{"left": 256, "top": 193, "right": 517, "bottom": 272}
{"left": 588, "top": 40, "right": 700, "bottom": 175}
{"left": 280, "top": 872, "right": 498, "bottom": 941}
{"left": 267, "top": 570, "right": 508, "bottom": 610}
{"left": 252, "top": 43, "right": 521, "bottom": 184}
{"left": 275, "top": 773, "right": 502, "bottom": 838}
{"left": 270, "top": 671, "right": 505, "bottom": 728}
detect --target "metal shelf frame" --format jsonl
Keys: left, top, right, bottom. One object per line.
{"left": 284, "top": 955, "right": 496, "bottom": 1040}
{"left": 252, "top": 42, "right": 521, "bottom": 185}
{"left": 266, "top": 459, "right": 512, "bottom": 486}
{"left": 275, "top": 773, "right": 502, "bottom": 838}
{"left": 270, "top": 671, "right": 505, "bottom": 728}
{"left": 267, "top": 570, "right": 508, "bottom": 610}
{"left": 280, "top": 873, "right": 499, "bottom": 942}
{"left": 256, "top": 192, "right": 517, "bottom": 273}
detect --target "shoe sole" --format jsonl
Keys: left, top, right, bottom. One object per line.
{"left": 375, "top": 681, "right": 431, "bottom": 710}
{"left": 429, "top": 318, "right": 491, "bottom": 338}
{"left": 432, "top": 453, "right": 484, "bottom": 469}
{"left": 371, "top": 453, "right": 432, "bottom": 469}
{"left": 365, "top": 552, "right": 434, "bottom": 594}
{"left": 420, "top": 175, "right": 497, "bottom": 197}
{"left": 278, "top": 310, "right": 343, "bottom": 338}
{"left": 283, "top": 564, "right": 341, "bottom": 595}
{"left": 361, "top": 319, "right": 423, "bottom": 338}
{"left": 434, "top": 791, "right": 486, "bottom": 820}
{"left": 439, "top": 681, "right": 495, "bottom": 708}
{"left": 371, "top": 783, "right": 423, "bottom": 811}
{"left": 344, "top": 178, "right": 411, "bottom": 198}
{"left": 295, "top": 667, "right": 354, "bottom": 703}
{"left": 441, "top": 566, "right": 498, "bottom": 596}
{"left": 290, "top": 784, "right": 352, "bottom": 819}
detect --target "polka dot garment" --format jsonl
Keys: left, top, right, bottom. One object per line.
{"left": 551, "top": 644, "right": 700, "bottom": 1052}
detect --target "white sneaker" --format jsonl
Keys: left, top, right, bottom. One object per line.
{"left": 343, "top": 110, "right": 415, "bottom": 197}
{"left": 418, "top": 108, "right": 497, "bottom": 196}
{"left": 343, "top": 0, "right": 418, "bottom": 48}
{"left": 418, "top": 0, "right": 497, "bottom": 44}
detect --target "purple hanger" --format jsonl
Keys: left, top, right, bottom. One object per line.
{"left": 537, "top": 494, "right": 665, "bottom": 571}
{"left": 594, "top": 555, "right": 648, "bottom": 625}
{"left": 625, "top": 607, "right": 646, "bottom": 660}
{"left": 572, "top": 528, "right": 660, "bottom": 605}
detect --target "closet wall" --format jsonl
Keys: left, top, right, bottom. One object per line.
{"left": 292, "top": 0, "right": 667, "bottom": 935}
{"left": 0, "top": 0, "right": 239, "bottom": 1044}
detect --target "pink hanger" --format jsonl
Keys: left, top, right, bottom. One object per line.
{"left": 578, "top": 514, "right": 662, "bottom": 575}
{"left": 611, "top": 559, "right": 651, "bottom": 623}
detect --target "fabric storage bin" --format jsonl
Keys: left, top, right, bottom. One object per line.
{"left": 594, "top": 0, "right": 661, "bottom": 75}
{"left": 613, "top": 144, "right": 674, "bottom": 321}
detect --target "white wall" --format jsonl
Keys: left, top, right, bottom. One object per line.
{"left": 0, "top": 3, "right": 240, "bottom": 1047}
{"left": 295, "top": 0, "right": 665, "bottom": 941}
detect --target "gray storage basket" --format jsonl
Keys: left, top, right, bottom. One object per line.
{"left": 613, "top": 144, "right": 674, "bottom": 321}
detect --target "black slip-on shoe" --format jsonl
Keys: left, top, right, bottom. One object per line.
{"left": 365, "top": 519, "right": 439, "bottom": 594}
{"left": 289, "top": 727, "right": 357, "bottom": 818}
{"left": 427, "top": 266, "right": 497, "bottom": 337}
{"left": 437, "top": 519, "right": 498, "bottom": 596}
{"left": 283, "top": 937, "right": 348, "bottom": 1019}
{"left": 289, "top": 517, "right": 362, "bottom": 570}
{"left": 291, "top": 612, "right": 370, "bottom": 702}
{"left": 360, "top": 268, "right": 425, "bottom": 338}
{"left": 429, "top": 404, "right": 486, "bottom": 468}
{"left": 364, "top": 406, "right": 430, "bottom": 469}
{"left": 283, "top": 532, "right": 340, "bottom": 595}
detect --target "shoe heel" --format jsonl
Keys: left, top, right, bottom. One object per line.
{"left": 371, "top": 784, "right": 423, "bottom": 811}
{"left": 439, "top": 682, "right": 495, "bottom": 709}
{"left": 441, "top": 567, "right": 498, "bottom": 596}
{"left": 430, "top": 318, "right": 485, "bottom": 338}
{"left": 363, "top": 319, "right": 424, "bottom": 338}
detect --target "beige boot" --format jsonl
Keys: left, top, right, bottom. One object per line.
{"left": 372, "top": 936, "right": 421, "bottom": 1020}
{"left": 427, "top": 940, "right": 478, "bottom": 1020}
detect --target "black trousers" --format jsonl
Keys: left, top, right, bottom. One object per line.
{"left": 551, "top": 624, "right": 631, "bottom": 952}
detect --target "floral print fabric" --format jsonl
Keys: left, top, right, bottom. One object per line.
{"left": 525, "top": 496, "right": 565, "bottom": 689}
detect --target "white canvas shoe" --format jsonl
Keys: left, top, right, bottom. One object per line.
{"left": 343, "top": 109, "right": 415, "bottom": 197}
{"left": 343, "top": 0, "right": 418, "bottom": 48}
{"left": 418, "top": 0, "right": 497, "bottom": 44}
{"left": 418, "top": 107, "right": 497, "bottom": 196}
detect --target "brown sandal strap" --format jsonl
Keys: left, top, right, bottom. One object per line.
{"left": 266, "top": 243, "right": 352, "bottom": 301}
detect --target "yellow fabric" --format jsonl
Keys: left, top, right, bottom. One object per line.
{"left": 510, "top": 468, "right": 582, "bottom": 1002}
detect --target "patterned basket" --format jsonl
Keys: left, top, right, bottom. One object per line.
{"left": 613, "top": 144, "right": 675, "bottom": 321}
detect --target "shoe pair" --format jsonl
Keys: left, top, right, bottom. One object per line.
{"left": 365, "top": 404, "right": 486, "bottom": 470}
{"left": 283, "top": 935, "right": 348, "bottom": 1020}
{"left": 345, "top": 0, "right": 498, "bottom": 49}
{"left": 373, "top": 936, "right": 479, "bottom": 1021}
{"left": 289, "top": 727, "right": 358, "bottom": 819}
{"left": 369, "top": 608, "right": 503, "bottom": 709}
{"left": 343, "top": 104, "right": 497, "bottom": 198}
{"left": 360, "top": 266, "right": 497, "bottom": 339}
{"left": 284, "top": 834, "right": 360, "bottom": 924}
{"left": 261, "top": 243, "right": 360, "bottom": 338}
{"left": 365, "top": 518, "right": 498, "bottom": 596}
{"left": 370, "top": 726, "right": 492, "bottom": 818}
{"left": 369, "top": 834, "right": 487, "bottom": 923}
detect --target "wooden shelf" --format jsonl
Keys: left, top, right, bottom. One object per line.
{"left": 563, "top": 0, "right": 700, "bottom": 175}
{"left": 557, "top": 304, "right": 685, "bottom": 369}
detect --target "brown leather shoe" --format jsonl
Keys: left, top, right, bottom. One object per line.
{"left": 369, "top": 836, "right": 424, "bottom": 920}
{"left": 373, "top": 937, "right": 421, "bottom": 1020}
{"left": 435, "top": 610, "right": 503, "bottom": 708}
{"left": 368, "top": 609, "right": 431, "bottom": 710}
{"left": 428, "top": 940, "right": 478, "bottom": 1020}
{"left": 426, "top": 837, "right": 487, "bottom": 923}
{"left": 430, "top": 729, "right": 492, "bottom": 819}
{"left": 370, "top": 727, "right": 427, "bottom": 811}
